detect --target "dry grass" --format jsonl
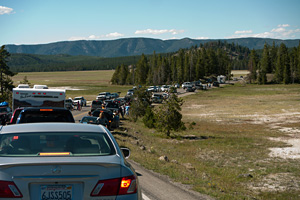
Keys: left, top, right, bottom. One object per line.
{"left": 117, "top": 84, "right": 300, "bottom": 199}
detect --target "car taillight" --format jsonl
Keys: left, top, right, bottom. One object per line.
{"left": 0, "top": 181, "right": 23, "bottom": 198}
{"left": 90, "top": 175, "right": 137, "bottom": 196}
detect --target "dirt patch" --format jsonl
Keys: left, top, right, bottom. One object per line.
{"left": 249, "top": 173, "right": 300, "bottom": 192}
{"left": 185, "top": 108, "right": 300, "bottom": 160}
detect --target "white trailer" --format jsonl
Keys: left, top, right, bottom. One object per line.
{"left": 12, "top": 88, "right": 66, "bottom": 111}
{"left": 217, "top": 75, "right": 226, "bottom": 84}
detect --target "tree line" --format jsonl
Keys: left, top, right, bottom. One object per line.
{"left": 111, "top": 41, "right": 250, "bottom": 85}
{"left": 112, "top": 41, "right": 300, "bottom": 85}
{"left": 248, "top": 42, "right": 300, "bottom": 84}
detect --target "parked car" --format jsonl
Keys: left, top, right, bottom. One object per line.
{"left": 105, "top": 101, "right": 120, "bottom": 112}
{"left": 127, "top": 89, "right": 135, "bottom": 96}
{"left": 9, "top": 107, "right": 24, "bottom": 124}
{"left": 65, "top": 98, "right": 74, "bottom": 110}
{"left": 110, "top": 92, "right": 120, "bottom": 99}
{"left": 186, "top": 86, "right": 196, "bottom": 92}
{"left": 33, "top": 84, "right": 48, "bottom": 89}
{"left": 147, "top": 86, "right": 158, "bottom": 92}
{"left": 174, "top": 83, "right": 180, "bottom": 88}
{"left": 182, "top": 82, "right": 192, "bottom": 89}
{"left": 73, "top": 96, "right": 87, "bottom": 107}
{"left": 91, "top": 100, "right": 104, "bottom": 112}
{"left": 161, "top": 85, "right": 170, "bottom": 92}
{"left": 97, "top": 92, "right": 112, "bottom": 100}
{"left": 113, "top": 97, "right": 126, "bottom": 105}
{"left": 0, "top": 123, "right": 141, "bottom": 199}
{"left": 17, "top": 84, "right": 30, "bottom": 88}
{"left": 151, "top": 93, "right": 163, "bottom": 103}
{"left": 79, "top": 116, "right": 108, "bottom": 126}
{"left": 16, "top": 107, "right": 75, "bottom": 123}
{"left": 92, "top": 109, "right": 114, "bottom": 129}
{"left": 213, "top": 81, "right": 220, "bottom": 87}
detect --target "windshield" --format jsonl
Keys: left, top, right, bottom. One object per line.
{"left": 0, "top": 132, "right": 115, "bottom": 157}
{"left": 18, "top": 110, "right": 75, "bottom": 123}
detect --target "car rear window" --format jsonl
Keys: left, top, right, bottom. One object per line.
{"left": 0, "top": 132, "right": 115, "bottom": 157}
{"left": 18, "top": 110, "right": 75, "bottom": 123}
{"left": 92, "top": 101, "right": 103, "bottom": 105}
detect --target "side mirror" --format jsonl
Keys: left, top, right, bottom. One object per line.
{"left": 121, "top": 147, "right": 130, "bottom": 159}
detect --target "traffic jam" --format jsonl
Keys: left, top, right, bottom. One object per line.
{"left": 0, "top": 84, "right": 142, "bottom": 199}
{"left": 0, "top": 81, "right": 212, "bottom": 199}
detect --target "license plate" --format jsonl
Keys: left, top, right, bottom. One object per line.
{"left": 40, "top": 185, "right": 73, "bottom": 200}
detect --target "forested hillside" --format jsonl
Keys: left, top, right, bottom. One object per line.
{"left": 111, "top": 41, "right": 250, "bottom": 85}
{"left": 8, "top": 41, "right": 250, "bottom": 72}
{"left": 111, "top": 41, "right": 300, "bottom": 85}
{"left": 8, "top": 54, "right": 140, "bottom": 72}
{"left": 5, "top": 37, "right": 300, "bottom": 57}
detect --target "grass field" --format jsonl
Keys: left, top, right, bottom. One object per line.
{"left": 13, "top": 71, "right": 300, "bottom": 199}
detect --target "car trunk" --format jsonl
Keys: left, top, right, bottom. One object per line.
{"left": 0, "top": 156, "right": 122, "bottom": 199}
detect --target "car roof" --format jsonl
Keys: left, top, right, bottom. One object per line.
{"left": 21, "top": 107, "right": 68, "bottom": 111}
{"left": 0, "top": 123, "right": 107, "bottom": 134}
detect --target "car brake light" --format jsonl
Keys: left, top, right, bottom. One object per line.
{"left": 0, "top": 181, "right": 23, "bottom": 198}
{"left": 40, "top": 109, "right": 53, "bottom": 111}
{"left": 119, "top": 175, "right": 137, "bottom": 194}
{"left": 90, "top": 175, "right": 137, "bottom": 196}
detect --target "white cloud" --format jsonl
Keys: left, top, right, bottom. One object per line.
{"left": 226, "top": 24, "right": 300, "bottom": 39}
{"left": 105, "top": 32, "right": 124, "bottom": 37}
{"left": 271, "top": 27, "right": 285, "bottom": 33}
{"left": 135, "top": 29, "right": 184, "bottom": 35}
{"left": 0, "top": 6, "right": 13, "bottom": 15}
{"left": 196, "top": 36, "right": 209, "bottom": 39}
{"left": 234, "top": 30, "right": 253, "bottom": 34}
{"left": 278, "top": 24, "right": 290, "bottom": 28}
{"left": 69, "top": 32, "right": 124, "bottom": 41}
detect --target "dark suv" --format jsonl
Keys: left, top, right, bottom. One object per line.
{"left": 91, "top": 100, "right": 103, "bottom": 112}
{"left": 16, "top": 107, "right": 75, "bottom": 124}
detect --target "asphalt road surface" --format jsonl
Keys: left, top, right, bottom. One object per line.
{"left": 72, "top": 106, "right": 213, "bottom": 200}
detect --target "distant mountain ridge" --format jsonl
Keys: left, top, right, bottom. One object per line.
{"left": 5, "top": 37, "right": 300, "bottom": 57}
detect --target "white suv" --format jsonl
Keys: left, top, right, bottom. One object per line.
{"left": 181, "top": 82, "right": 192, "bottom": 89}
{"left": 73, "top": 96, "right": 87, "bottom": 107}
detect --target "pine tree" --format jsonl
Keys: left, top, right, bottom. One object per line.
{"left": 119, "top": 64, "right": 129, "bottom": 85}
{"left": 275, "top": 43, "right": 289, "bottom": 83}
{"left": 111, "top": 65, "right": 121, "bottom": 84}
{"left": 176, "top": 49, "right": 184, "bottom": 83}
{"left": 270, "top": 41, "right": 278, "bottom": 73}
{"left": 248, "top": 49, "right": 258, "bottom": 83}
{"left": 135, "top": 54, "right": 148, "bottom": 85}
{"left": 0, "top": 46, "right": 16, "bottom": 100}
{"left": 154, "top": 93, "right": 185, "bottom": 137}
{"left": 259, "top": 43, "right": 270, "bottom": 84}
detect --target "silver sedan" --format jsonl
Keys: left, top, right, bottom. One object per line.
{"left": 0, "top": 123, "right": 141, "bottom": 199}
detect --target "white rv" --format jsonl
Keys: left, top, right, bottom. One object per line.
{"left": 12, "top": 88, "right": 65, "bottom": 111}
{"left": 217, "top": 75, "right": 226, "bottom": 84}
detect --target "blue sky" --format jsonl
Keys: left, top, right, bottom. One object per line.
{"left": 1, "top": 0, "right": 300, "bottom": 45}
